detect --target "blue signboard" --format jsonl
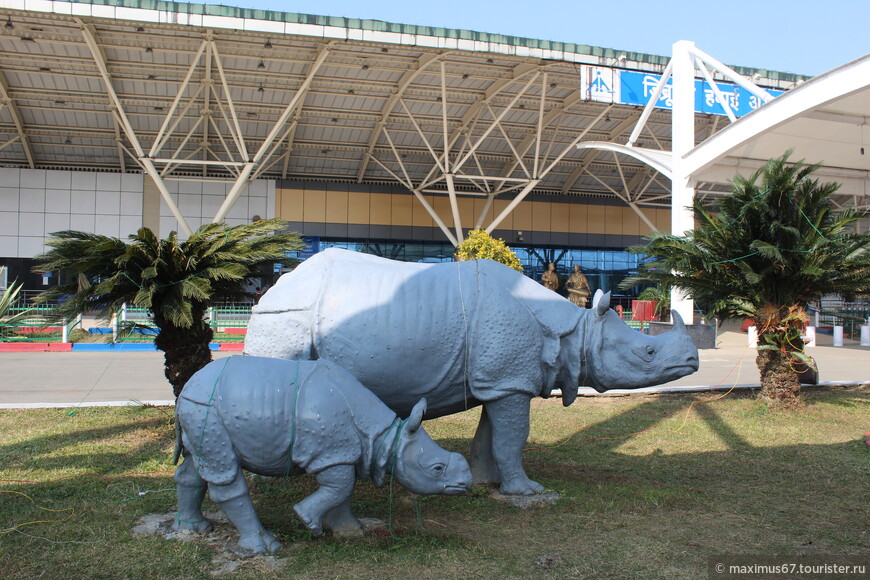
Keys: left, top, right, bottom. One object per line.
{"left": 619, "top": 70, "right": 783, "bottom": 118}
{"left": 298, "top": 236, "right": 320, "bottom": 260}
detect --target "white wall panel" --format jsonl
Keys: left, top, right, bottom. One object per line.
{"left": 70, "top": 190, "right": 97, "bottom": 214}
{"left": 18, "top": 236, "right": 44, "bottom": 257}
{"left": 0, "top": 187, "right": 18, "bottom": 211}
{"left": 94, "top": 215, "right": 120, "bottom": 238}
{"left": 96, "top": 173, "right": 122, "bottom": 192}
{"left": 69, "top": 214, "right": 95, "bottom": 233}
{"left": 20, "top": 170, "right": 45, "bottom": 189}
{"left": 0, "top": 211, "right": 19, "bottom": 235}
{"left": 45, "top": 171, "right": 72, "bottom": 190}
{"left": 70, "top": 172, "right": 96, "bottom": 190}
{"left": 44, "top": 213, "right": 70, "bottom": 234}
{"left": 45, "top": 189, "right": 72, "bottom": 213}
{"left": 119, "top": 191, "right": 142, "bottom": 216}
{"left": 19, "top": 189, "right": 46, "bottom": 213}
{"left": 0, "top": 169, "right": 20, "bottom": 188}
{"left": 96, "top": 189, "right": 121, "bottom": 214}
{"left": 178, "top": 193, "right": 201, "bottom": 215}
{"left": 121, "top": 173, "right": 143, "bottom": 193}
{"left": 19, "top": 212, "right": 44, "bottom": 234}
{"left": 0, "top": 169, "right": 271, "bottom": 258}
{"left": 0, "top": 236, "right": 16, "bottom": 256}
{"left": 120, "top": 216, "right": 142, "bottom": 237}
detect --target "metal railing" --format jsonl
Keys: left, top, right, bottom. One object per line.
{"left": 1, "top": 297, "right": 254, "bottom": 343}
{"left": 812, "top": 300, "right": 870, "bottom": 340}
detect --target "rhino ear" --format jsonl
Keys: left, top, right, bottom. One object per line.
{"left": 406, "top": 398, "right": 427, "bottom": 433}
{"left": 593, "top": 290, "right": 611, "bottom": 317}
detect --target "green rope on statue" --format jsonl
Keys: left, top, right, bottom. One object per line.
{"left": 284, "top": 360, "right": 301, "bottom": 477}
{"left": 196, "top": 357, "right": 232, "bottom": 460}
{"left": 371, "top": 417, "right": 401, "bottom": 481}
{"left": 385, "top": 418, "right": 411, "bottom": 541}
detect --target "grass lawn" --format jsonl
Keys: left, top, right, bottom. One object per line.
{"left": 0, "top": 387, "right": 867, "bottom": 579}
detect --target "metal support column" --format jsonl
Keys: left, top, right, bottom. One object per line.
{"left": 670, "top": 40, "right": 697, "bottom": 324}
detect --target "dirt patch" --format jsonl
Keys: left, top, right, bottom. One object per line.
{"left": 490, "top": 490, "right": 560, "bottom": 508}
{"left": 132, "top": 511, "right": 289, "bottom": 577}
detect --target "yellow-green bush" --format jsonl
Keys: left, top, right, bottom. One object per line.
{"left": 454, "top": 229, "right": 523, "bottom": 272}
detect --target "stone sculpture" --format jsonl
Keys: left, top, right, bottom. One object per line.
{"left": 245, "top": 249, "right": 699, "bottom": 495}
{"left": 173, "top": 355, "right": 472, "bottom": 554}
{"left": 565, "top": 265, "right": 591, "bottom": 307}
{"left": 541, "top": 262, "right": 559, "bottom": 291}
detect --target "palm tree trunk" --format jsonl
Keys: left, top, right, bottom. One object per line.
{"left": 154, "top": 321, "right": 214, "bottom": 399}
{"left": 756, "top": 347, "right": 801, "bottom": 406}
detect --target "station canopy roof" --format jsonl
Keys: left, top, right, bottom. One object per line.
{"left": 0, "top": 0, "right": 866, "bottom": 228}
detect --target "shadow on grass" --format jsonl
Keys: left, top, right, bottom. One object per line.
{"left": 0, "top": 413, "right": 172, "bottom": 476}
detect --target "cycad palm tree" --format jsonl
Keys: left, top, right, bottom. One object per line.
{"left": 0, "top": 281, "right": 32, "bottom": 339}
{"left": 34, "top": 219, "right": 302, "bottom": 397}
{"left": 622, "top": 152, "right": 870, "bottom": 405}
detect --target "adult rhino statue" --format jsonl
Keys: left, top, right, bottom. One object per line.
{"left": 246, "top": 248, "right": 698, "bottom": 495}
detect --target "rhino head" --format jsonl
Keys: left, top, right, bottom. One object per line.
{"left": 577, "top": 290, "right": 699, "bottom": 394}
{"left": 381, "top": 399, "right": 472, "bottom": 495}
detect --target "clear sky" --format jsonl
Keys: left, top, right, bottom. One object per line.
{"left": 196, "top": 0, "right": 867, "bottom": 77}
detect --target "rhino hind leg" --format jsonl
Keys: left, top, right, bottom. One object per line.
{"left": 173, "top": 451, "right": 213, "bottom": 533}
{"left": 293, "top": 464, "right": 356, "bottom": 537}
{"left": 322, "top": 498, "right": 364, "bottom": 538}
{"left": 484, "top": 394, "right": 545, "bottom": 496}
{"left": 469, "top": 408, "right": 501, "bottom": 485}
{"left": 210, "top": 471, "right": 282, "bottom": 555}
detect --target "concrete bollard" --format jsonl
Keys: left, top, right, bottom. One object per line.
{"left": 804, "top": 326, "right": 816, "bottom": 348}
{"left": 861, "top": 325, "right": 870, "bottom": 347}
{"left": 833, "top": 325, "right": 844, "bottom": 347}
{"left": 748, "top": 325, "right": 758, "bottom": 347}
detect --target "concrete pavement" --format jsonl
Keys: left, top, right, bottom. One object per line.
{"left": 0, "top": 331, "right": 867, "bottom": 408}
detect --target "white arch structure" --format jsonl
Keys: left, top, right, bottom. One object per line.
{"left": 578, "top": 40, "right": 870, "bottom": 323}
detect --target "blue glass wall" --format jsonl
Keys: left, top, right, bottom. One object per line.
{"left": 287, "top": 237, "right": 646, "bottom": 306}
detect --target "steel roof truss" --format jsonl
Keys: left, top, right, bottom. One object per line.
{"left": 212, "top": 41, "right": 332, "bottom": 223}
{"left": 149, "top": 39, "right": 208, "bottom": 158}
{"left": 484, "top": 102, "right": 531, "bottom": 179}
{"left": 210, "top": 41, "right": 249, "bottom": 161}
{"left": 355, "top": 52, "right": 440, "bottom": 183}
{"left": 77, "top": 19, "right": 193, "bottom": 235}
{"left": 381, "top": 128, "right": 413, "bottom": 187}
{"left": 399, "top": 98, "right": 446, "bottom": 174}
{"left": 160, "top": 117, "right": 206, "bottom": 177}
{"left": 0, "top": 135, "right": 20, "bottom": 154}
{"left": 0, "top": 71, "right": 35, "bottom": 168}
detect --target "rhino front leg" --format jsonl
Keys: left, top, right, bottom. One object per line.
{"left": 173, "top": 452, "right": 213, "bottom": 533}
{"left": 210, "top": 471, "right": 282, "bottom": 554}
{"left": 294, "top": 464, "right": 356, "bottom": 537}
{"left": 484, "top": 393, "right": 545, "bottom": 495}
{"left": 322, "top": 498, "right": 364, "bottom": 537}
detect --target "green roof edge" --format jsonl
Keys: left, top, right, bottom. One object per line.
{"left": 60, "top": 0, "right": 809, "bottom": 82}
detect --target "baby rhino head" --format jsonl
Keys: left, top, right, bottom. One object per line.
{"left": 391, "top": 399, "right": 471, "bottom": 496}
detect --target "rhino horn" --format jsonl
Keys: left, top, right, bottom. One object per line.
{"left": 671, "top": 309, "right": 686, "bottom": 331}
{"left": 593, "top": 290, "right": 611, "bottom": 317}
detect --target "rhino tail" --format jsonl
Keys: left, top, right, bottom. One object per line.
{"left": 561, "top": 385, "right": 577, "bottom": 407}
{"left": 173, "top": 419, "right": 183, "bottom": 465}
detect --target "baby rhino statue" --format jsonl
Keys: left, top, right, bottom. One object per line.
{"left": 173, "top": 355, "right": 471, "bottom": 554}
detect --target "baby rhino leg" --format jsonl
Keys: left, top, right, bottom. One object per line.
{"left": 210, "top": 470, "right": 281, "bottom": 555}
{"left": 173, "top": 450, "right": 212, "bottom": 533}
{"left": 294, "top": 464, "right": 356, "bottom": 537}
{"left": 322, "top": 498, "right": 363, "bottom": 537}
